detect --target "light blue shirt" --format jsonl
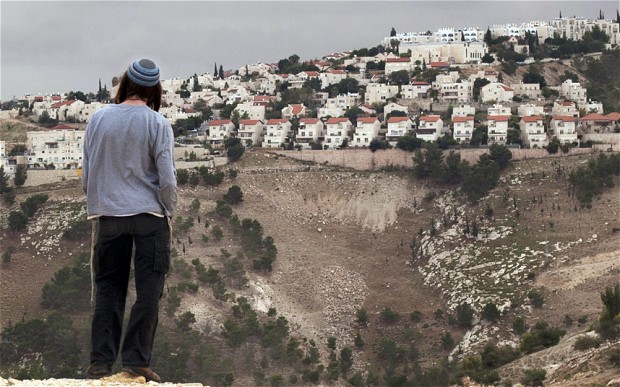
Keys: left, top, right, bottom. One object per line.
{"left": 82, "top": 104, "right": 177, "bottom": 217}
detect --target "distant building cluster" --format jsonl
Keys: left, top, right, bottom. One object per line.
{"left": 1, "top": 13, "right": 619, "bottom": 176}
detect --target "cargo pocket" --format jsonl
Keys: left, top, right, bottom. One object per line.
{"left": 153, "top": 239, "right": 171, "bottom": 273}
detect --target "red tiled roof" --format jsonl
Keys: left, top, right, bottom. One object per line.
{"left": 562, "top": 101, "right": 575, "bottom": 106}
{"left": 302, "top": 71, "right": 320, "bottom": 77}
{"left": 581, "top": 113, "right": 609, "bottom": 121}
{"left": 326, "top": 117, "right": 350, "bottom": 124}
{"left": 253, "top": 95, "right": 274, "bottom": 102}
{"left": 605, "top": 112, "right": 620, "bottom": 121}
{"left": 291, "top": 104, "right": 304, "bottom": 115}
{"left": 552, "top": 116, "right": 576, "bottom": 122}
{"left": 521, "top": 116, "right": 544, "bottom": 122}
{"left": 500, "top": 85, "right": 513, "bottom": 92}
{"left": 50, "top": 124, "right": 77, "bottom": 130}
{"left": 300, "top": 118, "right": 320, "bottom": 124}
{"left": 487, "top": 115, "right": 510, "bottom": 122}
{"left": 327, "top": 69, "right": 346, "bottom": 75}
{"left": 386, "top": 58, "right": 411, "bottom": 63}
{"left": 411, "top": 81, "right": 430, "bottom": 85}
{"left": 208, "top": 119, "right": 232, "bottom": 126}
{"left": 51, "top": 95, "right": 62, "bottom": 100}
{"left": 266, "top": 119, "right": 290, "bottom": 125}
{"left": 239, "top": 119, "right": 261, "bottom": 125}
{"left": 420, "top": 115, "right": 441, "bottom": 122}
{"left": 358, "top": 117, "right": 380, "bottom": 124}
{"left": 51, "top": 100, "right": 76, "bottom": 109}
{"left": 387, "top": 117, "right": 411, "bottom": 123}
{"left": 430, "top": 61, "right": 449, "bottom": 68}
{"left": 452, "top": 116, "right": 474, "bottom": 123}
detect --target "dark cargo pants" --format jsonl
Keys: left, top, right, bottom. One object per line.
{"left": 90, "top": 214, "right": 170, "bottom": 368}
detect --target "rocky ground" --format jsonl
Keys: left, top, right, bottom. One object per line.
{"left": 1, "top": 150, "right": 619, "bottom": 385}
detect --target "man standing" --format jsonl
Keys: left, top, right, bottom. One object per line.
{"left": 82, "top": 58, "right": 177, "bottom": 383}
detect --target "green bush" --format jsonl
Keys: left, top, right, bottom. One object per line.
{"left": 20, "top": 193, "right": 49, "bottom": 217}
{"left": 520, "top": 368, "right": 546, "bottom": 386}
{"left": 381, "top": 307, "right": 400, "bottom": 324}
{"left": 520, "top": 321, "right": 566, "bottom": 354}
{"left": 62, "top": 219, "right": 91, "bottom": 241}
{"left": 573, "top": 335, "right": 602, "bottom": 351}
{"left": 41, "top": 253, "right": 91, "bottom": 311}
{"left": 8, "top": 210, "right": 28, "bottom": 231}
{"left": 223, "top": 185, "right": 244, "bottom": 205}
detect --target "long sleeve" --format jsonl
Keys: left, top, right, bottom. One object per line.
{"left": 154, "top": 122, "right": 177, "bottom": 217}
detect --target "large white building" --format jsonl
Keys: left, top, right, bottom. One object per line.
{"left": 27, "top": 126, "right": 85, "bottom": 169}
{"left": 352, "top": 117, "right": 381, "bottom": 147}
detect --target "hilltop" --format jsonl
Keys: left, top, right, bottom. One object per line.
{"left": 1, "top": 147, "right": 619, "bottom": 386}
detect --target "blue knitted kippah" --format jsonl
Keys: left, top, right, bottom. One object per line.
{"left": 127, "top": 59, "right": 160, "bottom": 87}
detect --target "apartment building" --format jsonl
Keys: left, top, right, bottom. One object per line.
{"left": 27, "top": 126, "right": 85, "bottom": 168}
{"left": 324, "top": 118, "right": 352, "bottom": 150}
{"left": 297, "top": 118, "right": 325, "bottom": 149}
{"left": 207, "top": 119, "right": 236, "bottom": 147}
{"left": 549, "top": 116, "right": 578, "bottom": 144}
{"left": 487, "top": 115, "right": 510, "bottom": 145}
{"left": 519, "top": 116, "right": 548, "bottom": 148}
{"left": 264, "top": 119, "right": 292, "bottom": 148}
{"left": 353, "top": 117, "right": 381, "bottom": 147}
{"left": 452, "top": 116, "right": 475, "bottom": 143}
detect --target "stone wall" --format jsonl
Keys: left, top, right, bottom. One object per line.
{"left": 269, "top": 147, "right": 595, "bottom": 171}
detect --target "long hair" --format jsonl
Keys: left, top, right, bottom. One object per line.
{"left": 114, "top": 72, "right": 163, "bottom": 111}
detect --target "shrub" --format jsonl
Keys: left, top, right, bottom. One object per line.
{"left": 176, "top": 169, "right": 189, "bottom": 185}
{"left": 520, "top": 321, "right": 566, "bottom": 354}
{"left": 62, "top": 219, "right": 91, "bottom": 241}
{"left": 356, "top": 308, "right": 368, "bottom": 326}
{"left": 41, "top": 253, "right": 91, "bottom": 311}
{"left": 573, "top": 335, "right": 602, "bottom": 351}
{"left": 528, "top": 290, "right": 545, "bottom": 308}
{"left": 20, "top": 194, "right": 48, "bottom": 217}
{"left": 456, "top": 302, "right": 475, "bottom": 328}
{"left": 8, "top": 211, "right": 28, "bottom": 231}
{"left": 215, "top": 200, "right": 232, "bottom": 218}
{"left": 441, "top": 332, "right": 454, "bottom": 349}
{"left": 211, "top": 225, "right": 223, "bottom": 241}
{"left": 520, "top": 368, "right": 546, "bottom": 386}
{"left": 481, "top": 302, "right": 500, "bottom": 322}
{"left": 381, "top": 307, "right": 400, "bottom": 324}
{"left": 223, "top": 185, "right": 244, "bottom": 205}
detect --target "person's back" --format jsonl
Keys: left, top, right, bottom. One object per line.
{"left": 83, "top": 103, "right": 176, "bottom": 217}
{"left": 83, "top": 58, "right": 175, "bottom": 383}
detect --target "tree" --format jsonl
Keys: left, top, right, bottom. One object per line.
{"left": 13, "top": 165, "right": 27, "bottom": 187}
{"left": 390, "top": 27, "right": 397, "bottom": 37}
{"left": 522, "top": 67, "right": 547, "bottom": 88}
{"left": 481, "top": 53, "right": 495, "bottom": 64}
{"left": 413, "top": 142, "right": 444, "bottom": 179}
{"left": 482, "top": 302, "right": 501, "bottom": 322}
{"left": 389, "top": 70, "right": 410, "bottom": 85}
{"left": 8, "top": 210, "right": 28, "bottom": 231}
{"left": 456, "top": 302, "right": 475, "bottom": 328}
{"left": 223, "top": 185, "right": 244, "bottom": 205}
{"left": 214, "top": 62, "right": 218, "bottom": 78}
{"left": 219, "top": 65, "right": 224, "bottom": 80}
{"left": 488, "top": 144, "right": 513, "bottom": 170}
{"left": 473, "top": 78, "right": 491, "bottom": 102}
{"left": 484, "top": 27, "right": 492, "bottom": 44}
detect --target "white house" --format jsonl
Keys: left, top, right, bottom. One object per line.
{"left": 487, "top": 104, "right": 511, "bottom": 116}
{"left": 401, "top": 81, "right": 431, "bottom": 99}
{"left": 452, "top": 116, "right": 475, "bottom": 143}
{"left": 510, "top": 82, "right": 541, "bottom": 99}
{"left": 297, "top": 118, "right": 325, "bottom": 149}
{"left": 519, "top": 116, "right": 548, "bottom": 148}
{"left": 365, "top": 83, "right": 399, "bottom": 105}
{"left": 234, "top": 102, "right": 266, "bottom": 121}
{"left": 78, "top": 102, "right": 106, "bottom": 122}
{"left": 487, "top": 115, "right": 510, "bottom": 145}
{"left": 281, "top": 104, "right": 306, "bottom": 119}
{"left": 559, "top": 80, "right": 587, "bottom": 106}
{"left": 480, "top": 83, "right": 514, "bottom": 103}
{"left": 352, "top": 117, "right": 381, "bottom": 147}
{"left": 320, "top": 70, "right": 347, "bottom": 88}
{"left": 384, "top": 57, "right": 413, "bottom": 75}
{"left": 324, "top": 118, "right": 352, "bottom": 149}
{"left": 207, "top": 119, "right": 235, "bottom": 147}
{"left": 517, "top": 103, "right": 545, "bottom": 117}
{"left": 384, "top": 102, "right": 409, "bottom": 117}
{"left": 27, "top": 125, "right": 85, "bottom": 168}
{"left": 551, "top": 101, "right": 579, "bottom": 118}
{"left": 452, "top": 104, "right": 476, "bottom": 118}
{"left": 549, "top": 116, "right": 578, "bottom": 144}
{"left": 237, "top": 119, "right": 264, "bottom": 147}
{"left": 437, "top": 81, "right": 472, "bottom": 103}
{"left": 386, "top": 116, "right": 415, "bottom": 146}
{"left": 417, "top": 115, "right": 443, "bottom": 142}
{"left": 264, "top": 119, "right": 292, "bottom": 148}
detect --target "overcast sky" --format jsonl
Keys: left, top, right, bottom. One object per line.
{"left": 1, "top": 1, "right": 618, "bottom": 100}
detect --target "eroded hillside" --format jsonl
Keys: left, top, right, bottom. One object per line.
{"left": 1, "top": 150, "right": 619, "bottom": 385}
